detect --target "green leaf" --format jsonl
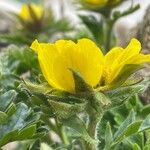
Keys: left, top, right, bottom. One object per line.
{"left": 0, "top": 112, "right": 8, "bottom": 124}
{"left": 138, "top": 114, "right": 150, "bottom": 132}
{"left": 143, "top": 146, "right": 149, "bottom": 150}
{"left": 0, "top": 91, "right": 45, "bottom": 147}
{"left": 104, "top": 122, "right": 113, "bottom": 150}
{"left": 112, "top": 112, "right": 142, "bottom": 146}
{"left": 0, "top": 90, "right": 16, "bottom": 111}
{"left": 16, "top": 124, "right": 36, "bottom": 140}
{"left": 140, "top": 104, "right": 150, "bottom": 118}
{"left": 28, "top": 139, "right": 41, "bottom": 150}
{"left": 113, "top": 110, "right": 135, "bottom": 142}
{"left": 6, "top": 103, "right": 16, "bottom": 116}
{"left": 61, "top": 116, "right": 98, "bottom": 145}
{"left": 106, "top": 84, "right": 145, "bottom": 107}
{"left": 132, "top": 143, "right": 141, "bottom": 150}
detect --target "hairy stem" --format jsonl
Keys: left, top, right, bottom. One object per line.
{"left": 56, "top": 119, "right": 69, "bottom": 145}
{"left": 84, "top": 108, "right": 103, "bottom": 150}
{"left": 105, "top": 19, "right": 115, "bottom": 53}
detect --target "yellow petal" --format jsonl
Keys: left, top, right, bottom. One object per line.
{"left": 117, "top": 38, "right": 141, "bottom": 63}
{"left": 104, "top": 38, "right": 142, "bottom": 84}
{"left": 75, "top": 38, "right": 104, "bottom": 87}
{"left": 103, "top": 47, "right": 123, "bottom": 84}
{"left": 38, "top": 43, "right": 65, "bottom": 91}
{"left": 30, "top": 39, "right": 40, "bottom": 53}
{"left": 104, "top": 47, "right": 123, "bottom": 65}
{"left": 84, "top": 0, "right": 108, "bottom": 5}
{"left": 30, "top": 3, "right": 43, "bottom": 19}
{"left": 20, "top": 4, "right": 31, "bottom": 21}
{"left": 125, "top": 54, "right": 150, "bottom": 64}
{"left": 19, "top": 3, "right": 43, "bottom": 22}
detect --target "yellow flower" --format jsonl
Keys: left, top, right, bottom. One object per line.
{"left": 81, "top": 0, "right": 121, "bottom": 8}
{"left": 31, "top": 38, "right": 150, "bottom": 93}
{"left": 83, "top": 0, "right": 108, "bottom": 6}
{"left": 103, "top": 38, "right": 150, "bottom": 85}
{"left": 31, "top": 39, "right": 104, "bottom": 92}
{"left": 19, "top": 3, "right": 43, "bottom": 22}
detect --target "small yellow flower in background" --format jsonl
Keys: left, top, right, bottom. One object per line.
{"left": 31, "top": 39, "right": 104, "bottom": 92}
{"left": 81, "top": 0, "right": 121, "bottom": 8}
{"left": 83, "top": 0, "right": 108, "bottom": 6}
{"left": 31, "top": 38, "right": 150, "bottom": 93}
{"left": 19, "top": 3, "right": 43, "bottom": 22}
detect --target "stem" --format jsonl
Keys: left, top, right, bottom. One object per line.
{"left": 84, "top": 108, "right": 103, "bottom": 150}
{"left": 42, "top": 117, "right": 69, "bottom": 145}
{"left": 56, "top": 119, "right": 69, "bottom": 145}
{"left": 105, "top": 20, "right": 115, "bottom": 53}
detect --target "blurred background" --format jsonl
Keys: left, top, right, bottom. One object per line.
{"left": 0, "top": 0, "right": 150, "bottom": 150}
{"left": 0, "top": 0, "right": 150, "bottom": 46}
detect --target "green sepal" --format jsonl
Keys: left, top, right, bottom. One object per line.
{"left": 23, "top": 80, "right": 52, "bottom": 94}
{"left": 111, "top": 64, "right": 143, "bottom": 87}
{"left": 48, "top": 100, "right": 87, "bottom": 119}
{"left": 70, "top": 69, "right": 92, "bottom": 93}
{"left": 94, "top": 91, "right": 111, "bottom": 109}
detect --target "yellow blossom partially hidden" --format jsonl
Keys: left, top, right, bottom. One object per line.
{"left": 19, "top": 3, "right": 43, "bottom": 22}
{"left": 104, "top": 38, "right": 150, "bottom": 84}
{"left": 31, "top": 38, "right": 150, "bottom": 93}
{"left": 81, "top": 0, "right": 120, "bottom": 8}
{"left": 31, "top": 39, "right": 104, "bottom": 92}
{"left": 83, "top": 0, "right": 108, "bottom": 6}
